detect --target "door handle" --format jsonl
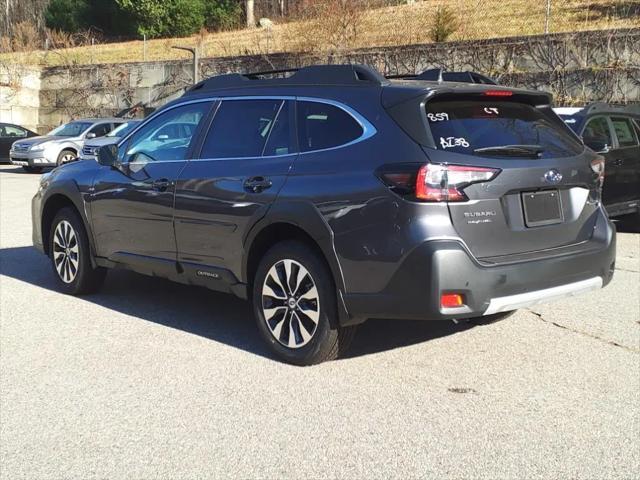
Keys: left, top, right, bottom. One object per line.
{"left": 152, "top": 178, "right": 171, "bottom": 192}
{"left": 243, "top": 176, "right": 273, "bottom": 193}
{"left": 613, "top": 159, "right": 624, "bottom": 166}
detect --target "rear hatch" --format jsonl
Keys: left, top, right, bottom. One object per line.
{"left": 388, "top": 87, "right": 603, "bottom": 261}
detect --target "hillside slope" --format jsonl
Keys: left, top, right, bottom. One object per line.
{"left": 2, "top": 0, "right": 639, "bottom": 66}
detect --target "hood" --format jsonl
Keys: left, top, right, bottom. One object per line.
{"left": 83, "top": 137, "right": 121, "bottom": 148}
{"left": 12, "top": 135, "right": 78, "bottom": 148}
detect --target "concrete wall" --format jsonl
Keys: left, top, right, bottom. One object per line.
{"left": 0, "top": 65, "right": 41, "bottom": 132}
{"left": 4, "top": 28, "right": 640, "bottom": 132}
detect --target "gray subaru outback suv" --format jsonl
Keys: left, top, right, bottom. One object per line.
{"left": 32, "top": 65, "right": 616, "bottom": 365}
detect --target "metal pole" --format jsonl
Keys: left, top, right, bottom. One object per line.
{"left": 143, "top": 34, "right": 147, "bottom": 62}
{"left": 194, "top": 48, "right": 199, "bottom": 84}
{"left": 544, "top": 0, "right": 552, "bottom": 34}
{"left": 172, "top": 46, "right": 199, "bottom": 85}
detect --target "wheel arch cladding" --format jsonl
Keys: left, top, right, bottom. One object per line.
{"left": 60, "top": 147, "right": 78, "bottom": 155}
{"left": 244, "top": 220, "right": 359, "bottom": 326}
{"left": 245, "top": 222, "right": 337, "bottom": 292}
{"left": 41, "top": 193, "right": 90, "bottom": 258}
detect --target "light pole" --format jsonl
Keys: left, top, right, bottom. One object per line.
{"left": 172, "top": 46, "right": 199, "bottom": 85}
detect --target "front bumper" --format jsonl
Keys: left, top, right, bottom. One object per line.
{"left": 10, "top": 151, "right": 55, "bottom": 167}
{"left": 343, "top": 210, "right": 616, "bottom": 321}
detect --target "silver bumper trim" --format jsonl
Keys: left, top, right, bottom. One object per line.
{"left": 483, "top": 277, "right": 603, "bottom": 315}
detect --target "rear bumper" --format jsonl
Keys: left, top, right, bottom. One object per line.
{"left": 482, "top": 277, "right": 602, "bottom": 315}
{"left": 343, "top": 210, "right": 616, "bottom": 322}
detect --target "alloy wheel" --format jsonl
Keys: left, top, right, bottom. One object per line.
{"left": 52, "top": 220, "right": 79, "bottom": 283}
{"left": 60, "top": 153, "right": 76, "bottom": 164}
{"left": 261, "top": 259, "right": 320, "bottom": 349}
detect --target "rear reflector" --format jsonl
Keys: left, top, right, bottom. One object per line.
{"left": 441, "top": 293, "right": 465, "bottom": 308}
{"left": 483, "top": 90, "right": 513, "bottom": 97}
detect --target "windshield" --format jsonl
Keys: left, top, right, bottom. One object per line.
{"left": 48, "top": 122, "right": 92, "bottom": 137}
{"left": 426, "top": 100, "right": 583, "bottom": 158}
{"left": 106, "top": 121, "right": 139, "bottom": 137}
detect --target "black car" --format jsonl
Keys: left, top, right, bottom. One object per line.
{"left": 0, "top": 122, "right": 37, "bottom": 163}
{"left": 33, "top": 65, "right": 616, "bottom": 365}
{"left": 555, "top": 104, "right": 640, "bottom": 220}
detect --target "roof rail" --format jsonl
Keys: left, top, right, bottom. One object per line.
{"left": 387, "top": 68, "right": 498, "bottom": 85}
{"left": 184, "top": 64, "right": 387, "bottom": 94}
{"left": 584, "top": 102, "right": 640, "bottom": 115}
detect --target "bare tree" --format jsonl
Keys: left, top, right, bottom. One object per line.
{"left": 0, "top": 0, "right": 49, "bottom": 39}
{"left": 246, "top": 0, "right": 256, "bottom": 27}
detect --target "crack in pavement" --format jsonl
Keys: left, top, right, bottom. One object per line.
{"left": 527, "top": 309, "right": 640, "bottom": 354}
{"left": 615, "top": 267, "right": 639, "bottom": 273}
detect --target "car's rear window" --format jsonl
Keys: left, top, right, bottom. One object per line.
{"left": 426, "top": 100, "right": 583, "bottom": 158}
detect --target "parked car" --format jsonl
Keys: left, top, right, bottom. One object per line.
{"left": 33, "top": 65, "right": 616, "bottom": 365}
{"left": 0, "top": 123, "right": 37, "bottom": 163}
{"left": 80, "top": 120, "right": 142, "bottom": 161}
{"left": 10, "top": 118, "right": 124, "bottom": 173}
{"left": 555, "top": 103, "right": 640, "bottom": 221}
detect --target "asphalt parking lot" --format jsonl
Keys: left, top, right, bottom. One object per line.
{"left": 1, "top": 164, "right": 638, "bottom": 479}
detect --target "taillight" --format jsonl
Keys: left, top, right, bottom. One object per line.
{"left": 416, "top": 164, "right": 500, "bottom": 202}
{"left": 591, "top": 156, "right": 605, "bottom": 186}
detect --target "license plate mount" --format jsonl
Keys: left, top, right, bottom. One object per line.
{"left": 522, "top": 190, "right": 563, "bottom": 227}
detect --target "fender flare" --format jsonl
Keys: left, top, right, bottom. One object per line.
{"left": 241, "top": 201, "right": 362, "bottom": 326}
{"left": 242, "top": 200, "right": 345, "bottom": 290}
{"left": 41, "top": 181, "right": 98, "bottom": 265}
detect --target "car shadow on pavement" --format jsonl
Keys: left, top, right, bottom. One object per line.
{"left": 0, "top": 245, "right": 475, "bottom": 362}
{"left": 0, "top": 166, "right": 29, "bottom": 173}
{"left": 615, "top": 218, "right": 639, "bottom": 233}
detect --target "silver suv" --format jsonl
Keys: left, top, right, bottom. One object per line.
{"left": 10, "top": 118, "right": 123, "bottom": 172}
{"left": 79, "top": 120, "right": 142, "bottom": 162}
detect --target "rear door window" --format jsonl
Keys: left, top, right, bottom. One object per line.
{"left": 583, "top": 117, "right": 614, "bottom": 151}
{"left": 426, "top": 100, "right": 583, "bottom": 158}
{"left": 263, "top": 101, "right": 293, "bottom": 156}
{"left": 297, "top": 101, "right": 363, "bottom": 152}
{"left": 200, "top": 99, "right": 287, "bottom": 159}
{"left": 88, "top": 123, "right": 113, "bottom": 138}
{"left": 0, "top": 125, "right": 27, "bottom": 138}
{"left": 610, "top": 117, "right": 639, "bottom": 148}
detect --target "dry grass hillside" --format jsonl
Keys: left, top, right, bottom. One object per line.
{"left": 2, "top": 0, "right": 639, "bottom": 66}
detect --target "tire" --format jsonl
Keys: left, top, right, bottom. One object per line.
{"left": 618, "top": 209, "right": 640, "bottom": 233}
{"left": 22, "top": 166, "right": 43, "bottom": 173}
{"left": 49, "top": 207, "right": 106, "bottom": 295}
{"left": 56, "top": 149, "right": 76, "bottom": 166}
{"left": 468, "top": 310, "right": 516, "bottom": 325}
{"left": 252, "top": 240, "right": 356, "bottom": 365}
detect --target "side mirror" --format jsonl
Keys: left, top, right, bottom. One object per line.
{"left": 584, "top": 139, "right": 610, "bottom": 154}
{"left": 157, "top": 134, "right": 169, "bottom": 141}
{"left": 96, "top": 144, "right": 120, "bottom": 168}
{"left": 86, "top": 132, "right": 97, "bottom": 139}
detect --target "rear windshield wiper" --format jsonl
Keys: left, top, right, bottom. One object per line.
{"left": 473, "top": 145, "right": 544, "bottom": 158}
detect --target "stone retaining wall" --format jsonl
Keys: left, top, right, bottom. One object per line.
{"left": 3, "top": 28, "right": 639, "bottom": 132}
